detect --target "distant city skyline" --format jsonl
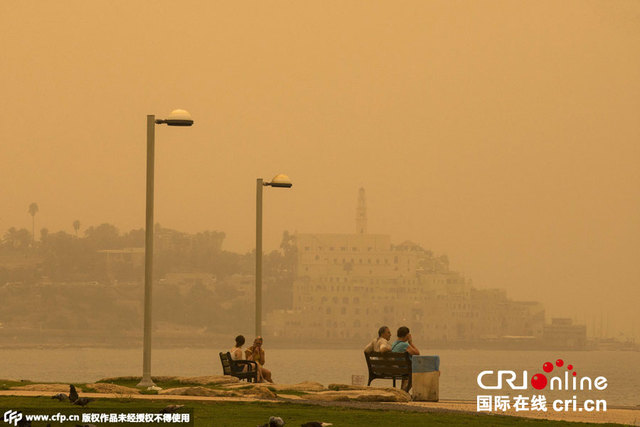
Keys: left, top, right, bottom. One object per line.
{"left": 2, "top": 1, "right": 638, "bottom": 342}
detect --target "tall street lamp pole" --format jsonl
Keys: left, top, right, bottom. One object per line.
{"left": 255, "top": 174, "right": 292, "bottom": 337}
{"left": 138, "top": 109, "right": 194, "bottom": 388}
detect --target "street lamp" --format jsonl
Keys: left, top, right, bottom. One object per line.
{"left": 138, "top": 109, "right": 194, "bottom": 388}
{"left": 255, "top": 174, "right": 293, "bottom": 336}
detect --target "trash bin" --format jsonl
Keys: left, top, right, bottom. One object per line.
{"left": 411, "top": 355, "right": 440, "bottom": 401}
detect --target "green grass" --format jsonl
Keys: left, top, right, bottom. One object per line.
{"left": 0, "top": 396, "right": 623, "bottom": 426}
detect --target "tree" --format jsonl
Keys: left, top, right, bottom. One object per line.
{"left": 73, "top": 220, "right": 81, "bottom": 237}
{"left": 40, "top": 228, "right": 49, "bottom": 243}
{"left": 83, "top": 223, "right": 120, "bottom": 249}
{"left": 28, "top": 203, "right": 39, "bottom": 244}
{"left": 2, "top": 227, "right": 31, "bottom": 250}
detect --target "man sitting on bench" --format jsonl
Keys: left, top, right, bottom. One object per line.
{"left": 363, "top": 325, "right": 392, "bottom": 354}
{"left": 391, "top": 326, "right": 420, "bottom": 391}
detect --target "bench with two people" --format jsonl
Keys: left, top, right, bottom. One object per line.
{"left": 363, "top": 325, "right": 423, "bottom": 392}
{"left": 219, "top": 335, "right": 273, "bottom": 383}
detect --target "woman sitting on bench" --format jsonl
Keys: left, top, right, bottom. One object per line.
{"left": 246, "top": 336, "right": 274, "bottom": 383}
{"left": 230, "top": 335, "right": 257, "bottom": 375}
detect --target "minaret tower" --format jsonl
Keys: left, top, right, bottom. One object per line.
{"left": 356, "top": 187, "right": 367, "bottom": 234}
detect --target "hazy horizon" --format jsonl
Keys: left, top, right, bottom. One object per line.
{"left": 2, "top": 1, "right": 639, "bottom": 339}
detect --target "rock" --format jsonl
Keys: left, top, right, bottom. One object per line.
{"left": 158, "top": 387, "right": 238, "bottom": 397}
{"left": 277, "top": 381, "right": 326, "bottom": 392}
{"left": 10, "top": 384, "right": 70, "bottom": 392}
{"left": 97, "top": 376, "right": 178, "bottom": 383}
{"left": 85, "top": 383, "right": 140, "bottom": 395}
{"left": 328, "top": 384, "right": 410, "bottom": 401}
{"left": 224, "top": 381, "right": 325, "bottom": 392}
{"left": 235, "top": 386, "right": 278, "bottom": 399}
{"left": 301, "top": 389, "right": 410, "bottom": 402}
{"left": 175, "top": 376, "right": 239, "bottom": 385}
{"left": 328, "top": 384, "right": 368, "bottom": 391}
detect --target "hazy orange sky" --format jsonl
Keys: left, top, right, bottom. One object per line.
{"left": 1, "top": 1, "right": 639, "bottom": 338}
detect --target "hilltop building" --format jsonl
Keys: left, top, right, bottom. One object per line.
{"left": 265, "top": 188, "right": 546, "bottom": 346}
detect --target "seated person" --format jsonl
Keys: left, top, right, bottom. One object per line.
{"left": 364, "top": 325, "right": 392, "bottom": 353}
{"left": 391, "top": 326, "right": 420, "bottom": 392}
{"left": 245, "top": 336, "right": 274, "bottom": 383}
{"left": 391, "top": 326, "right": 420, "bottom": 356}
{"left": 229, "top": 334, "right": 258, "bottom": 376}
{"left": 230, "top": 335, "right": 247, "bottom": 360}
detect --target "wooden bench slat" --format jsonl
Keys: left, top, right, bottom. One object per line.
{"left": 365, "top": 351, "right": 412, "bottom": 389}
{"left": 371, "top": 368, "right": 412, "bottom": 375}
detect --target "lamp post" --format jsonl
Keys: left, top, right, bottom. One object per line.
{"left": 138, "top": 109, "right": 194, "bottom": 388}
{"left": 255, "top": 174, "right": 292, "bottom": 337}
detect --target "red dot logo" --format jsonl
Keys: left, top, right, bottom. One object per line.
{"left": 572, "top": 372, "right": 577, "bottom": 376}
{"left": 567, "top": 364, "right": 573, "bottom": 370}
{"left": 531, "top": 374, "right": 548, "bottom": 390}
{"left": 543, "top": 362, "right": 553, "bottom": 373}
{"left": 556, "top": 359, "right": 564, "bottom": 367}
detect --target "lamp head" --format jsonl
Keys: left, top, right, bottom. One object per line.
{"left": 160, "top": 109, "right": 194, "bottom": 126}
{"left": 268, "top": 174, "right": 293, "bottom": 188}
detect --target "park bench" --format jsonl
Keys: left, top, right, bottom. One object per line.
{"left": 364, "top": 351, "right": 412, "bottom": 390}
{"left": 219, "top": 352, "right": 259, "bottom": 383}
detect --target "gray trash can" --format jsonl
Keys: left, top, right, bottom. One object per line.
{"left": 411, "top": 355, "right": 440, "bottom": 401}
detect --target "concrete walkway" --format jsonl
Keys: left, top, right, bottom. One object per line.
{"left": 1, "top": 390, "right": 638, "bottom": 425}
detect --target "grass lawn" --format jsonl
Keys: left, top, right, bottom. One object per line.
{"left": 0, "top": 396, "right": 623, "bottom": 426}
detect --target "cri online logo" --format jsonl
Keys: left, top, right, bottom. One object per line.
{"left": 477, "top": 359, "right": 608, "bottom": 391}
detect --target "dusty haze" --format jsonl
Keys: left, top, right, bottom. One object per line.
{"left": 1, "top": 1, "right": 639, "bottom": 339}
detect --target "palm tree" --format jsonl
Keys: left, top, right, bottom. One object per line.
{"left": 28, "top": 202, "right": 39, "bottom": 244}
{"left": 73, "top": 220, "right": 81, "bottom": 237}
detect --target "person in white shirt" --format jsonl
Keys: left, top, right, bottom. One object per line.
{"left": 363, "top": 325, "right": 392, "bottom": 353}
{"left": 230, "top": 335, "right": 246, "bottom": 360}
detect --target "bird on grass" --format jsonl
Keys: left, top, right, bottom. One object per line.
{"left": 73, "top": 397, "right": 93, "bottom": 407}
{"left": 258, "top": 416, "right": 285, "bottom": 427}
{"left": 301, "top": 423, "right": 333, "bottom": 427}
{"left": 160, "top": 404, "right": 185, "bottom": 413}
{"left": 51, "top": 393, "right": 68, "bottom": 401}
{"left": 69, "top": 384, "right": 79, "bottom": 403}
